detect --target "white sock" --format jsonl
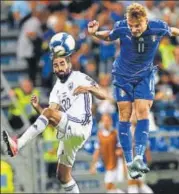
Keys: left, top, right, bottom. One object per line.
{"left": 61, "top": 178, "right": 80, "bottom": 193}
{"left": 18, "top": 115, "right": 49, "bottom": 150}
{"left": 139, "top": 184, "right": 153, "bottom": 193}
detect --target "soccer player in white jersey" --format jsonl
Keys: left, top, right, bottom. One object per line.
{"left": 3, "top": 32, "right": 112, "bottom": 193}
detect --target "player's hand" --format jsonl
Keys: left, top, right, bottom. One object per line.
{"left": 31, "top": 94, "right": 39, "bottom": 108}
{"left": 88, "top": 20, "right": 99, "bottom": 35}
{"left": 73, "top": 86, "right": 90, "bottom": 95}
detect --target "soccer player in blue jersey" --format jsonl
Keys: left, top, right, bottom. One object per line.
{"left": 88, "top": 3, "right": 179, "bottom": 179}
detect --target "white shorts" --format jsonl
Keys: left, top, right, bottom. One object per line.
{"left": 104, "top": 158, "right": 125, "bottom": 184}
{"left": 56, "top": 112, "right": 92, "bottom": 167}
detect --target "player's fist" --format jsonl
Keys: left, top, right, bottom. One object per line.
{"left": 31, "top": 94, "right": 39, "bottom": 108}
{"left": 88, "top": 20, "right": 99, "bottom": 35}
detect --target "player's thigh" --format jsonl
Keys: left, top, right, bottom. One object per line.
{"left": 117, "top": 101, "right": 133, "bottom": 121}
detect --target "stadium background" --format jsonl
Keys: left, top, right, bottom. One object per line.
{"left": 0, "top": 0, "right": 179, "bottom": 193}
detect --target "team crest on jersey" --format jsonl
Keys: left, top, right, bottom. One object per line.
{"left": 151, "top": 35, "right": 157, "bottom": 42}
{"left": 68, "top": 82, "right": 73, "bottom": 90}
{"left": 120, "top": 89, "right": 126, "bottom": 97}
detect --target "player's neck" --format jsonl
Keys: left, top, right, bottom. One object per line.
{"left": 59, "top": 70, "right": 73, "bottom": 83}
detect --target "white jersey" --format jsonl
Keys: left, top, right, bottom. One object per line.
{"left": 49, "top": 71, "right": 97, "bottom": 125}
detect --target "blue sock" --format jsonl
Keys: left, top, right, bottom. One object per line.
{"left": 118, "top": 121, "right": 133, "bottom": 164}
{"left": 135, "top": 119, "right": 149, "bottom": 158}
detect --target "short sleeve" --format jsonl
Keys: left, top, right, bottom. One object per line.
{"left": 80, "top": 73, "right": 98, "bottom": 87}
{"left": 49, "top": 85, "right": 60, "bottom": 105}
{"left": 158, "top": 20, "right": 172, "bottom": 37}
{"left": 109, "top": 21, "right": 121, "bottom": 41}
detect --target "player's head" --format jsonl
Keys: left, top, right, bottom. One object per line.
{"left": 49, "top": 32, "right": 76, "bottom": 83}
{"left": 126, "top": 3, "right": 148, "bottom": 37}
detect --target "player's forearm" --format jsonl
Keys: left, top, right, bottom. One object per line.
{"left": 171, "top": 27, "right": 179, "bottom": 36}
{"left": 88, "top": 86, "right": 113, "bottom": 100}
{"left": 92, "top": 30, "right": 111, "bottom": 41}
{"left": 33, "top": 104, "right": 43, "bottom": 114}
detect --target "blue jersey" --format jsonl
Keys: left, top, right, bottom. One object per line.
{"left": 109, "top": 19, "right": 172, "bottom": 81}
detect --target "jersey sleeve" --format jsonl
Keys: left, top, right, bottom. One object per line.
{"left": 49, "top": 84, "right": 60, "bottom": 105}
{"left": 157, "top": 20, "right": 172, "bottom": 37}
{"left": 109, "top": 21, "right": 122, "bottom": 41}
{"left": 80, "top": 73, "right": 98, "bottom": 87}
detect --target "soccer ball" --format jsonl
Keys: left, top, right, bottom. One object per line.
{"left": 49, "top": 32, "right": 76, "bottom": 57}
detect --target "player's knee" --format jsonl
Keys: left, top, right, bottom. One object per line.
{"left": 42, "top": 108, "right": 53, "bottom": 119}
{"left": 136, "top": 107, "right": 149, "bottom": 119}
{"left": 119, "top": 110, "right": 132, "bottom": 121}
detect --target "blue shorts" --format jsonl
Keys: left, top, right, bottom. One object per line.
{"left": 112, "top": 70, "right": 156, "bottom": 102}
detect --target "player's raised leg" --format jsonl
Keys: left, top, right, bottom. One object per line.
{"left": 3, "top": 108, "right": 63, "bottom": 157}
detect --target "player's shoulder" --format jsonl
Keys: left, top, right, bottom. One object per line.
{"left": 72, "top": 71, "right": 91, "bottom": 80}
{"left": 148, "top": 19, "right": 169, "bottom": 29}
{"left": 72, "top": 70, "right": 84, "bottom": 76}
{"left": 114, "top": 19, "right": 128, "bottom": 29}
{"left": 71, "top": 71, "right": 86, "bottom": 80}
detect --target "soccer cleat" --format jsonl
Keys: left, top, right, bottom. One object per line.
{"left": 132, "top": 157, "right": 150, "bottom": 174}
{"left": 127, "top": 164, "right": 142, "bottom": 179}
{"left": 3, "top": 130, "right": 18, "bottom": 157}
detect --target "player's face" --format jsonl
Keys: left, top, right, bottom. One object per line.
{"left": 127, "top": 17, "right": 148, "bottom": 37}
{"left": 53, "top": 57, "right": 70, "bottom": 78}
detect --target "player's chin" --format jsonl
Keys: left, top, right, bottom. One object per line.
{"left": 133, "top": 33, "right": 142, "bottom": 37}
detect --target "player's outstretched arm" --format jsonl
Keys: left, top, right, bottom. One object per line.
{"left": 31, "top": 95, "right": 61, "bottom": 115}
{"left": 31, "top": 95, "right": 43, "bottom": 114}
{"left": 73, "top": 85, "right": 115, "bottom": 102}
{"left": 88, "top": 20, "right": 111, "bottom": 41}
{"left": 171, "top": 27, "right": 179, "bottom": 36}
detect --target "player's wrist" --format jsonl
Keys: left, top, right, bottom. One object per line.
{"left": 92, "top": 31, "right": 98, "bottom": 36}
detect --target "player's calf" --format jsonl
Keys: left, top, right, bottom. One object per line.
{"left": 56, "top": 163, "right": 80, "bottom": 193}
